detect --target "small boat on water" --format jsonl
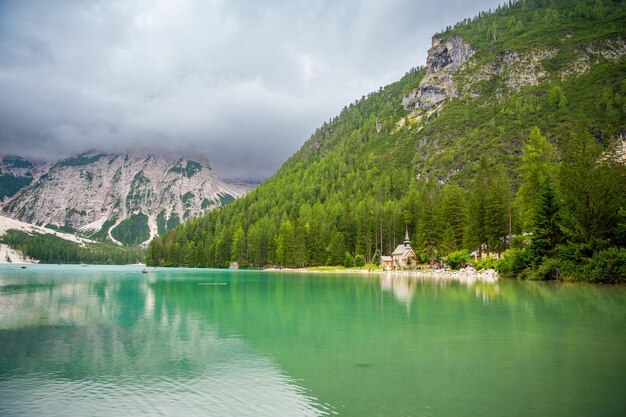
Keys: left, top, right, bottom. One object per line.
{"left": 20, "top": 266, "right": 27, "bottom": 269}
{"left": 141, "top": 268, "right": 148, "bottom": 274}
{"left": 80, "top": 263, "right": 88, "bottom": 267}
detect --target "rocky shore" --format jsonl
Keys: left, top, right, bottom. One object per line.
{"left": 265, "top": 266, "right": 499, "bottom": 283}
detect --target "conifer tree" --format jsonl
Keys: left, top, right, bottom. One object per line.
{"left": 464, "top": 161, "right": 489, "bottom": 251}
{"left": 439, "top": 185, "right": 467, "bottom": 251}
{"left": 516, "top": 127, "right": 557, "bottom": 230}
{"left": 231, "top": 226, "right": 246, "bottom": 266}
{"left": 416, "top": 181, "right": 440, "bottom": 257}
{"left": 372, "top": 249, "right": 381, "bottom": 266}
{"left": 344, "top": 251, "right": 354, "bottom": 268}
{"left": 484, "top": 166, "right": 510, "bottom": 253}
{"left": 529, "top": 179, "right": 563, "bottom": 264}
{"left": 465, "top": 161, "right": 509, "bottom": 254}
{"left": 559, "top": 131, "right": 625, "bottom": 254}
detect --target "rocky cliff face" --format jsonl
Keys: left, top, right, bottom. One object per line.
{"left": 458, "top": 39, "right": 625, "bottom": 96}
{"left": 401, "top": 35, "right": 625, "bottom": 126}
{"left": 393, "top": 23, "right": 626, "bottom": 186}
{"left": 2, "top": 152, "right": 250, "bottom": 245}
{"left": 402, "top": 36, "right": 474, "bottom": 112}
{"left": 426, "top": 36, "right": 475, "bottom": 74}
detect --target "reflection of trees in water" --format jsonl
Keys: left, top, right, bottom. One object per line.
{"left": 0, "top": 272, "right": 332, "bottom": 416}
{"left": 0, "top": 277, "right": 228, "bottom": 378}
{"left": 380, "top": 272, "right": 501, "bottom": 306}
{"left": 1, "top": 270, "right": 625, "bottom": 417}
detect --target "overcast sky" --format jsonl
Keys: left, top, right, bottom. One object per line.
{"left": 0, "top": 0, "right": 503, "bottom": 180}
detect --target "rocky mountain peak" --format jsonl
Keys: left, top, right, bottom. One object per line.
{"left": 402, "top": 36, "right": 474, "bottom": 113}
{"left": 427, "top": 36, "right": 475, "bottom": 74}
{"left": 1, "top": 151, "right": 252, "bottom": 245}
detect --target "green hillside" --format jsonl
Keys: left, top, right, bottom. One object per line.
{"left": 148, "top": 0, "right": 626, "bottom": 281}
{"left": 2, "top": 230, "right": 144, "bottom": 265}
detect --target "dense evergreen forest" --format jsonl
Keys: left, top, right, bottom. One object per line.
{"left": 3, "top": 230, "right": 144, "bottom": 265}
{"left": 147, "top": 0, "right": 626, "bottom": 282}
{"left": 0, "top": 174, "right": 32, "bottom": 200}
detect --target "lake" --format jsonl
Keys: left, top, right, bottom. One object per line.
{"left": 0, "top": 265, "right": 624, "bottom": 416}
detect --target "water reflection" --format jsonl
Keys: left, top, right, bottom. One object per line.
{"left": 380, "top": 271, "right": 501, "bottom": 307}
{"left": 0, "top": 266, "right": 330, "bottom": 416}
{"left": 0, "top": 265, "right": 625, "bottom": 417}
{"left": 475, "top": 283, "right": 501, "bottom": 305}
{"left": 380, "top": 273, "right": 416, "bottom": 308}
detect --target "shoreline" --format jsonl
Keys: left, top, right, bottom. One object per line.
{"left": 0, "top": 262, "right": 497, "bottom": 284}
{"left": 264, "top": 266, "right": 499, "bottom": 283}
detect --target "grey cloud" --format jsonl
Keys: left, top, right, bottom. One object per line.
{"left": 0, "top": 0, "right": 503, "bottom": 180}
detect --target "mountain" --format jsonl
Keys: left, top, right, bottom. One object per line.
{"left": 0, "top": 155, "right": 47, "bottom": 201}
{"left": 1, "top": 152, "right": 251, "bottom": 246}
{"left": 152, "top": 0, "right": 625, "bottom": 276}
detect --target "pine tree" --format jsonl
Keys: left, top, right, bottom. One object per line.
{"left": 516, "top": 126, "right": 557, "bottom": 230}
{"left": 439, "top": 226, "right": 457, "bottom": 255}
{"left": 292, "top": 220, "right": 308, "bottom": 267}
{"left": 372, "top": 249, "right": 381, "bottom": 266}
{"left": 464, "top": 161, "right": 489, "bottom": 251}
{"left": 529, "top": 179, "right": 563, "bottom": 264}
{"left": 231, "top": 226, "right": 247, "bottom": 266}
{"left": 275, "top": 220, "right": 293, "bottom": 266}
{"left": 439, "top": 185, "right": 467, "bottom": 251}
{"left": 465, "top": 161, "right": 510, "bottom": 254}
{"left": 484, "top": 166, "right": 510, "bottom": 253}
{"left": 344, "top": 251, "right": 354, "bottom": 268}
{"left": 416, "top": 181, "right": 440, "bottom": 257}
{"left": 559, "top": 131, "right": 625, "bottom": 254}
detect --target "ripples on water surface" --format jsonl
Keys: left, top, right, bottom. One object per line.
{"left": 0, "top": 265, "right": 624, "bottom": 416}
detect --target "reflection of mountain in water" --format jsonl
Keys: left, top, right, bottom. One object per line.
{"left": 1, "top": 267, "right": 625, "bottom": 417}
{"left": 0, "top": 269, "right": 327, "bottom": 416}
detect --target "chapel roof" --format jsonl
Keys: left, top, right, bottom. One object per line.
{"left": 392, "top": 244, "right": 410, "bottom": 255}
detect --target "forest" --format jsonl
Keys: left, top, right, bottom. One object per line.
{"left": 0, "top": 174, "right": 33, "bottom": 200}
{"left": 147, "top": 0, "right": 626, "bottom": 282}
{"left": 2, "top": 230, "right": 144, "bottom": 265}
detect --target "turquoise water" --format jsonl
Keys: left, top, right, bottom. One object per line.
{"left": 0, "top": 265, "right": 624, "bottom": 416}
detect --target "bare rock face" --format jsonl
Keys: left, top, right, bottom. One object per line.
{"left": 401, "top": 85, "right": 449, "bottom": 112}
{"left": 427, "top": 36, "right": 475, "bottom": 74}
{"left": 1, "top": 152, "right": 251, "bottom": 244}
{"left": 561, "top": 39, "right": 626, "bottom": 79}
{"left": 402, "top": 36, "right": 474, "bottom": 112}
{"left": 457, "top": 48, "right": 556, "bottom": 98}
{"left": 482, "top": 39, "right": 625, "bottom": 89}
